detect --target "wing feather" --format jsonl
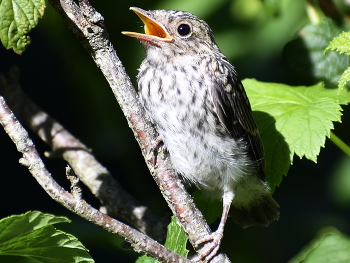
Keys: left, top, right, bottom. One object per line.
{"left": 211, "top": 61, "right": 265, "bottom": 180}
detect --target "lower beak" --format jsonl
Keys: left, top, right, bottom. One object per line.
{"left": 122, "top": 7, "right": 173, "bottom": 45}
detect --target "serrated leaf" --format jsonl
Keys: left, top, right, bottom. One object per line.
{"left": 243, "top": 79, "right": 348, "bottom": 190}
{"left": 0, "top": 211, "right": 94, "bottom": 263}
{"left": 0, "top": 0, "right": 46, "bottom": 54}
{"left": 136, "top": 216, "right": 188, "bottom": 263}
{"left": 0, "top": 211, "right": 70, "bottom": 244}
{"left": 338, "top": 66, "right": 350, "bottom": 91}
{"left": 325, "top": 31, "right": 350, "bottom": 91}
{"left": 282, "top": 18, "right": 350, "bottom": 89}
{"left": 289, "top": 227, "right": 350, "bottom": 263}
{"left": 325, "top": 31, "right": 350, "bottom": 55}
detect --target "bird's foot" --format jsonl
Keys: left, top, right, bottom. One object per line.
{"left": 193, "top": 231, "right": 223, "bottom": 262}
{"left": 148, "top": 136, "right": 167, "bottom": 165}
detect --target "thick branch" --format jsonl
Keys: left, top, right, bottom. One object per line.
{"left": 46, "top": 0, "right": 231, "bottom": 262}
{"left": 0, "top": 95, "right": 191, "bottom": 263}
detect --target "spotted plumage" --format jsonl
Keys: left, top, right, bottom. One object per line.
{"left": 123, "top": 7, "right": 279, "bottom": 260}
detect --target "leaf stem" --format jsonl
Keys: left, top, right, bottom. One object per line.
{"left": 330, "top": 132, "right": 350, "bottom": 157}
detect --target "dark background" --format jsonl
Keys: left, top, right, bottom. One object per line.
{"left": 1, "top": 0, "right": 350, "bottom": 262}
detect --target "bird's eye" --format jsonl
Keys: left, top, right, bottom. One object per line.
{"left": 177, "top": 24, "right": 191, "bottom": 36}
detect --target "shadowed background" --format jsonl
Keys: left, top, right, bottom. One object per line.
{"left": 1, "top": 0, "right": 350, "bottom": 262}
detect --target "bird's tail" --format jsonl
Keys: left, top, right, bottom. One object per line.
{"left": 230, "top": 195, "right": 279, "bottom": 228}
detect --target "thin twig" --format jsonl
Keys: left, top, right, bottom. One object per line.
{"left": 66, "top": 166, "right": 83, "bottom": 200}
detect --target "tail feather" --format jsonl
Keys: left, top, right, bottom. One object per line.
{"left": 230, "top": 195, "right": 279, "bottom": 228}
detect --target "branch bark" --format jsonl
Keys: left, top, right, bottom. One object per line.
{"left": 2, "top": 0, "right": 232, "bottom": 261}
{"left": 0, "top": 95, "right": 190, "bottom": 263}
{"left": 0, "top": 68, "right": 168, "bottom": 241}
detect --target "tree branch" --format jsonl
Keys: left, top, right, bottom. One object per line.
{"left": 0, "top": 68, "right": 167, "bottom": 242}
{"left": 47, "top": 0, "right": 231, "bottom": 262}
{"left": 2, "top": 0, "right": 232, "bottom": 260}
{"left": 0, "top": 94, "right": 191, "bottom": 263}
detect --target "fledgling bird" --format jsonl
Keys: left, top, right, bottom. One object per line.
{"left": 122, "top": 7, "right": 279, "bottom": 260}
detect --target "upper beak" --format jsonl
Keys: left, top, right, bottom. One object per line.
{"left": 122, "top": 7, "right": 173, "bottom": 45}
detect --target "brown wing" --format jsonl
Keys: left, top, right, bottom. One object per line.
{"left": 211, "top": 62, "right": 265, "bottom": 180}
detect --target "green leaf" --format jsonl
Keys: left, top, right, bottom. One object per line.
{"left": 243, "top": 79, "right": 349, "bottom": 190}
{"left": 289, "top": 227, "right": 350, "bottom": 263}
{"left": 325, "top": 31, "right": 350, "bottom": 91}
{"left": 0, "top": 0, "right": 46, "bottom": 54}
{"left": 0, "top": 211, "right": 94, "bottom": 263}
{"left": 338, "top": 66, "right": 350, "bottom": 91}
{"left": 136, "top": 256, "right": 159, "bottom": 263}
{"left": 136, "top": 216, "right": 188, "bottom": 263}
{"left": 325, "top": 31, "right": 350, "bottom": 55}
{"left": 282, "top": 18, "right": 350, "bottom": 89}
{"left": 164, "top": 216, "right": 188, "bottom": 258}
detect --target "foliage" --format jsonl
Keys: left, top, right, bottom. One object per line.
{"left": 245, "top": 80, "right": 350, "bottom": 189}
{"left": 136, "top": 216, "right": 188, "bottom": 263}
{"left": 326, "top": 31, "right": 350, "bottom": 90}
{"left": 282, "top": 18, "right": 350, "bottom": 89}
{"left": 0, "top": 0, "right": 45, "bottom": 54}
{"left": 0, "top": 211, "right": 93, "bottom": 263}
{"left": 289, "top": 228, "right": 350, "bottom": 263}
{"left": 1, "top": 0, "right": 350, "bottom": 263}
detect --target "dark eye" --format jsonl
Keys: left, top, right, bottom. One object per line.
{"left": 177, "top": 24, "right": 191, "bottom": 36}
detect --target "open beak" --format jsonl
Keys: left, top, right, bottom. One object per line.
{"left": 122, "top": 7, "right": 173, "bottom": 46}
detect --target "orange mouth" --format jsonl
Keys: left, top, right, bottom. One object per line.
{"left": 122, "top": 7, "right": 173, "bottom": 45}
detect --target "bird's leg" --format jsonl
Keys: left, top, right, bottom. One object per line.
{"left": 194, "top": 190, "right": 234, "bottom": 261}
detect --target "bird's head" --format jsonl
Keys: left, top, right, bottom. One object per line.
{"left": 122, "top": 7, "right": 220, "bottom": 57}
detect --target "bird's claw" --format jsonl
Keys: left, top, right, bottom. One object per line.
{"left": 193, "top": 231, "right": 223, "bottom": 262}
{"left": 148, "top": 136, "right": 167, "bottom": 165}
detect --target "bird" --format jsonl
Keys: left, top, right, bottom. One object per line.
{"left": 122, "top": 7, "right": 279, "bottom": 260}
